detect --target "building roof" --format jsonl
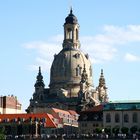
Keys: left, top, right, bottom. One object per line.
{"left": 52, "top": 108, "right": 71, "bottom": 116}
{"left": 78, "top": 105, "right": 103, "bottom": 122}
{"left": 65, "top": 8, "right": 78, "bottom": 24}
{"left": 82, "top": 105, "right": 103, "bottom": 112}
{"left": 104, "top": 102, "right": 140, "bottom": 111}
{"left": 110, "top": 100, "right": 140, "bottom": 103}
{"left": 0, "top": 113, "right": 57, "bottom": 128}
{"left": 47, "top": 113, "right": 58, "bottom": 127}
{"left": 68, "top": 110, "right": 78, "bottom": 116}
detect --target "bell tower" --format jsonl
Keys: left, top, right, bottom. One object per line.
{"left": 63, "top": 8, "right": 80, "bottom": 50}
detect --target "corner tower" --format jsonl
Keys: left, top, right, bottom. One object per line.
{"left": 96, "top": 69, "right": 108, "bottom": 103}
{"left": 49, "top": 9, "right": 93, "bottom": 98}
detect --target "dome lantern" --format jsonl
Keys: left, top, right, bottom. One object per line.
{"left": 63, "top": 8, "right": 80, "bottom": 50}
{"left": 64, "top": 8, "right": 78, "bottom": 25}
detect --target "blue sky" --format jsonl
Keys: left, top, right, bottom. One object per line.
{"left": 0, "top": 0, "right": 140, "bottom": 112}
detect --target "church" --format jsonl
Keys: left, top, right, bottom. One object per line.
{"left": 26, "top": 9, "right": 108, "bottom": 113}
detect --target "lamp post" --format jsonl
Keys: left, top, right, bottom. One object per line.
{"left": 35, "top": 120, "right": 38, "bottom": 138}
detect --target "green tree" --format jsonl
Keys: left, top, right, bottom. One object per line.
{"left": 0, "top": 127, "right": 5, "bottom": 139}
{"left": 95, "top": 128, "right": 102, "bottom": 134}
{"left": 130, "top": 126, "right": 137, "bottom": 134}
{"left": 112, "top": 127, "right": 119, "bottom": 135}
{"left": 121, "top": 127, "right": 129, "bottom": 134}
{"left": 104, "top": 128, "right": 111, "bottom": 135}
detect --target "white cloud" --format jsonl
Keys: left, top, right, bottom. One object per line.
{"left": 23, "top": 24, "right": 140, "bottom": 72}
{"left": 23, "top": 41, "right": 61, "bottom": 72}
{"left": 103, "top": 25, "right": 140, "bottom": 44}
{"left": 124, "top": 53, "right": 140, "bottom": 62}
{"left": 81, "top": 41, "right": 117, "bottom": 63}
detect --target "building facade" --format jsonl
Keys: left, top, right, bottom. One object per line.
{"left": 0, "top": 113, "right": 58, "bottom": 138}
{"left": 103, "top": 101, "right": 140, "bottom": 133}
{"left": 78, "top": 105, "right": 103, "bottom": 135}
{"left": 0, "top": 107, "right": 79, "bottom": 138}
{"left": 77, "top": 101, "right": 140, "bottom": 136}
{"left": 0, "top": 95, "right": 22, "bottom": 114}
{"left": 26, "top": 9, "right": 108, "bottom": 113}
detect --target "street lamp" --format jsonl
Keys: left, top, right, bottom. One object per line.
{"left": 34, "top": 117, "right": 38, "bottom": 138}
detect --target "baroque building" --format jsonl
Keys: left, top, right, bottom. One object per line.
{"left": 26, "top": 9, "right": 108, "bottom": 113}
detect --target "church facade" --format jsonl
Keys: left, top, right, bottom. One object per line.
{"left": 26, "top": 9, "right": 108, "bottom": 113}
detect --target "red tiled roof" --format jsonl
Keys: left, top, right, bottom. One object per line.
{"left": 0, "top": 113, "right": 57, "bottom": 128}
{"left": 83, "top": 105, "right": 103, "bottom": 112}
{"left": 47, "top": 113, "right": 58, "bottom": 127}
{"left": 68, "top": 110, "right": 78, "bottom": 115}
{"left": 52, "top": 108, "right": 70, "bottom": 115}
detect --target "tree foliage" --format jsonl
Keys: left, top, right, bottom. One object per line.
{"left": 95, "top": 128, "right": 102, "bottom": 134}
{"left": 112, "top": 127, "right": 119, "bottom": 135}
{"left": 0, "top": 127, "right": 5, "bottom": 139}
{"left": 121, "top": 127, "right": 129, "bottom": 134}
{"left": 130, "top": 126, "right": 138, "bottom": 134}
{"left": 104, "top": 128, "right": 111, "bottom": 134}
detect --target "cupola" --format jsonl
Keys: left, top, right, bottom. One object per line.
{"left": 65, "top": 8, "right": 78, "bottom": 25}
{"left": 63, "top": 8, "right": 80, "bottom": 50}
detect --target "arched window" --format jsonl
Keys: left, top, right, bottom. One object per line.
{"left": 76, "top": 67, "right": 78, "bottom": 76}
{"left": 67, "top": 28, "right": 72, "bottom": 39}
{"left": 115, "top": 113, "right": 120, "bottom": 123}
{"left": 133, "top": 113, "right": 138, "bottom": 123}
{"left": 79, "top": 67, "right": 82, "bottom": 75}
{"left": 76, "top": 65, "right": 82, "bottom": 76}
{"left": 124, "top": 114, "right": 129, "bottom": 123}
{"left": 106, "top": 113, "right": 111, "bottom": 123}
{"left": 76, "top": 28, "right": 78, "bottom": 40}
{"left": 89, "top": 66, "right": 92, "bottom": 76}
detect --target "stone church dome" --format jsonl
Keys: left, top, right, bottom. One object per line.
{"left": 49, "top": 9, "right": 93, "bottom": 97}
{"left": 26, "top": 9, "right": 108, "bottom": 113}
{"left": 50, "top": 48, "right": 92, "bottom": 87}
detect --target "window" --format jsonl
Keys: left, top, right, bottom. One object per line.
{"left": 106, "top": 113, "right": 111, "bottom": 123}
{"left": 115, "top": 113, "right": 120, "bottom": 123}
{"left": 76, "top": 65, "right": 82, "bottom": 76}
{"left": 82, "top": 123, "right": 87, "bottom": 127}
{"left": 124, "top": 114, "right": 129, "bottom": 123}
{"left": 51, "top": 129, "right": 55, "bottom": 134}
{"left": 76, "top": 67, "right": 78, "bottom": 76}
{"left": 133, "top": 113, "right": 138, "bottom": 123}
{"left": 67, "top": 28, "right": 72, "bottom": 39}
{"left": 76, "top": 28, "right": 78, "bottom": 40}
{"left": 96, "top": 124, "right": 99, "bottom": 127}
{"left": 89, "top": 66, "right": 92, "bottom": 76}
